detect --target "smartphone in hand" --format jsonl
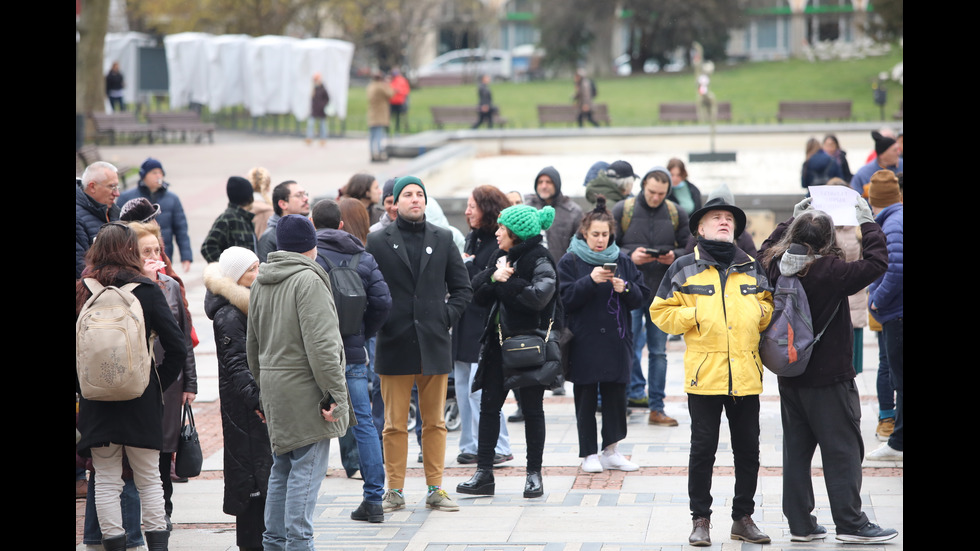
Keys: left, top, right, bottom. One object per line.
{"left": 602, "top": 262, "right": 618, "bottom": 273}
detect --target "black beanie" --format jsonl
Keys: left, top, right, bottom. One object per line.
{"left": 227, "top": 176, "right": 254, "bottom": 206}
{"left": 872, "top": 131, "right": 897, "bottom": 156}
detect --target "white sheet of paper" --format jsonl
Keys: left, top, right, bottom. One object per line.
{"left": 808, "top": 185, "right": 860, "bottom": 226}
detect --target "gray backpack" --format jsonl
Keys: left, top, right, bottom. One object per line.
{"left": 759, "top": 272, "right": 839, "bottom": 377}
{"left": 76, "top": 279, "right": 155, "bottom": 401}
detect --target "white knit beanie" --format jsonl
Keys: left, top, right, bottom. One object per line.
{"left": 218, "top": 247, "right": 259, "bottom": 283}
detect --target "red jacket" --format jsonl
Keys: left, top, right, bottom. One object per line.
{"left": 390, "top": 75, "right": 410, "bottom": 106}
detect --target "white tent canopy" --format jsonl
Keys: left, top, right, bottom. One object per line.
{"left": 105, "top": 32, "right": 355, "bottom": 120}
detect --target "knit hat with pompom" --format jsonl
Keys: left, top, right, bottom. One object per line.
{"left": 497, "top": 205, "right": 555, "bottom": 241}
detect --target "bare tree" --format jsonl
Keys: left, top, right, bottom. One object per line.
{"left": 537, "top": 0, "right": 616, "bottom": 75}
{"left": 621, "top": 0, "right": 742, "bottom": 69}
{"left": 77, "top": 0, "right": 112, "bottom": 146}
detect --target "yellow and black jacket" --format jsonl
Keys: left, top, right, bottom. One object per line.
{"left": 649, "top": 244, "right": 773, "bottom": 396}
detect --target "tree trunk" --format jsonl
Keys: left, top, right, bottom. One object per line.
{"left": 76, "top": 0, "right": 111, "bottom": 146}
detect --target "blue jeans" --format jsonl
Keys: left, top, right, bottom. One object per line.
{"left": 882, "top": 318, "right": 903, "bottom": 451}
{"left": 345, "top": 363, "right": 385, "bottom": 503}
{"left": 263, "top": 439, "right": 331, "bottom": 551}
{"left": 628, "top": 322, "right": 648, "bottom": 400}
{"left": 83, "top": 476, "right": 144, "bottom": 547}
{"left": 454, "top": 360, "right": 510, "bottom": 455}
{"left": 369, "top": 126, "right": 386, "bottom": 158}
{"left": 306, "top": 117, "right": 327, "bottom": 140}
{"left": 631, "top": 309, "right": 669, "bottom": 412}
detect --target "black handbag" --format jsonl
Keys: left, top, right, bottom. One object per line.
{"left": 174, "top": 400, "right": 203, "bottom": 479}
{"left": 499, "top": 301, "right": 556, "bottom": 370}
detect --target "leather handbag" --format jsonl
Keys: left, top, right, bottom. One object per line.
{"left": 174, "top": 400, "right": 203, "bottom": 478}
{"left": 499, "top": 302, "right": 556, "bottom": 370}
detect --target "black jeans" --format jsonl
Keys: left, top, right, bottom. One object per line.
{"left": 687, "top": 394, "right": 760, "bottom": 520}
{"left": 477, "top": 342, "right": 546, "bottom": 470}
{"left": 881, "top": 317, "right": 903, "bottom": 451}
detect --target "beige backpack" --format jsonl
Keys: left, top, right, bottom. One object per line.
{"left": 76, "top": 279, "right": 155, "bottom": 401}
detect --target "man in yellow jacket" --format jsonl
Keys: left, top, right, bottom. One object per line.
{"left": 649, "top": 197, "right": 773, "bottom": 547}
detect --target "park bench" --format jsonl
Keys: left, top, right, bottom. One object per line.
{"left": 430, "top": 106, "right": 508, "bottom": 129}
{"left": 536, "top": 103, "right": 610, "bottom": 127}
{"left": 89, "top": 112, "right": 157, "bottom": 145}
{"left": 76, "top": 144, "right": 137, "bottom": 189}
{"left": 776, "top": 100, "right": 852, "bottom": 122}
{"left": 147, "top": 111, "right": 216, "bottom": 143}
{"left": 658, "top": 101, "right": 732, "bottom": 123}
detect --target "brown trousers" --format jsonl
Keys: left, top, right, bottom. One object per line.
{"left": 379, "top": 373, "right": 448, "bottom": 489}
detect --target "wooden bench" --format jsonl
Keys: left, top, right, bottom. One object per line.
{"left": 659, "top": 101, "right": 732, "bottom": 123}
{"left": 430, "top": 106, "right": 508, "bottom": 129}
{"left": 90, "top": 112, "right": 157, "bottom": 145}
{"left": 147, "top": 111, "right": 216, "bottom": 143}
{"left": 776, "top": 100, "right": 852, "bottom": 122}
{"left": 76, "top": 144, "right": 137, "bottom": 189}
{"left": 893, "top": 99, "right": 903, "bottom": 120}
{"left": 537, "top": 103, "right": 610, "bottom": 127}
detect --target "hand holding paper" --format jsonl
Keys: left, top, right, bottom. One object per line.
{"left": 808, "top": 185, "right": 860, "bottom": 226}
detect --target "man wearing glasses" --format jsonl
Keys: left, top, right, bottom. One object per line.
{"left": 257, "top": 181, "right": 311, "bottom": 262}
{"left": 76, "top": 162, "right": 121, "bottom": 278}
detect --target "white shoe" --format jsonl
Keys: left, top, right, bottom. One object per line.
{"left": 599, "top": 447, "right": 639, "bottom": 471}
{"left": 581, "top": 454, "right": 603, "bottom": 473}
{"left": 866, "top": 443, "right": 903, "bottom": 461}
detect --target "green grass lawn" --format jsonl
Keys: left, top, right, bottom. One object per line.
{"left": 342, "top": 45, "right": 903, "bottom": 132}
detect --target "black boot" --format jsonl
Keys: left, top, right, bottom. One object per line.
{"left": 145, "top": 529, "right": 170, "bottom": 551}
{"left": 456, "top": 468, "right": 495, "bottom": 495}
{"left": 523, "top": 470, "right": 543, "bottom": 498}
{"left": 351, "top": 499, "right": 385, "bottom": 523}
{"left": 101, "top": 534, "right": 127, "bottom": 551}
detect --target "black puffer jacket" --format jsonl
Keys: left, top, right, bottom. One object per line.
{"left": 203, "top": 263, "right": 272, "bottom": 516}
{"left": 470, "top": 235, "right": 560, "bottom": 391}
{"left": 76, "top": 181, "right": 120, "bottom": 278}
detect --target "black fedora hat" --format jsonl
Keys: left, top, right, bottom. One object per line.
{"left": 688, "top": 197, "right": 746, "bottom": 238}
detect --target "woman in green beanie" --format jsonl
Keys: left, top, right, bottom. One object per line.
{"left": 457, "top": 205, "right": 560, "bottom": 499}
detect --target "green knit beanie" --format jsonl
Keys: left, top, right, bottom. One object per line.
{"left": 392, "top": 175, "right": 427, "bottom": 204}
{"left": 497, "top": 205, "right": 555, "bottom": 241}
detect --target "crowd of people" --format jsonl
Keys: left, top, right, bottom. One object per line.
{"left": 75, "top": 127, "right": 902, "bottom": 549}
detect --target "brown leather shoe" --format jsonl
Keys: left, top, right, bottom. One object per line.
{"left": 648, "top": 410, "right": 679, "bottom": 426}
{"left": 690, "top": 517, "right": 711, "bottom": 546}
{"left": 731, "top": 515, "right": 771, "bottom": 544}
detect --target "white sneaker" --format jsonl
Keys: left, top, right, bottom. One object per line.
{"left": 581, "top": 454, "right": 603, "bottom": 473}
{"left": 599, "top": 448, "right": 639, "bottom": 471}
{"left": 866, "top": 443, "right": 903, "bottom": 461}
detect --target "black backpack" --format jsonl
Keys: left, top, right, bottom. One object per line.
{"left": 317, "top": 252, "right": 367, "bottom": 337}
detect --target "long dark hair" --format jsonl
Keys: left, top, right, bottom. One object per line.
{"left": 75, "top": 222, "right": 143, "bottom": 316}
{"left": 470, "top": 185, "right": 510, "bottom": 231}
{"left": 761, "top": 211, "right": 843, "bottom": 276}
{"left": 343, "top": 173, "right": 377, "bottom": 204}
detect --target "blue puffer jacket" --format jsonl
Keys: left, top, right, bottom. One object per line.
{"left": 76, "top": 181, "right": 119, "bottom": 278}
{"left": 314, "top": 228, "right": 392, "bottom": 365}
{"left": 868, "top": 203, "right": 903, "bottom": 323}
{"left": 118, "top": 180, "right": 193, "bottom": 264}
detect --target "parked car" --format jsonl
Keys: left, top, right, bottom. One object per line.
{"left": 411, "top": 48, "right": 513, "bottom": 83}
{"left": 615, "top": 54, "right": 686, "bottom": 76}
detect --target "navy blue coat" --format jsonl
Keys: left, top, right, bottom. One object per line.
{"left": 118, "top": 180, "right": 193, "bottom": 263}
{"left": 557, "top": 249, "right": 649, "bottom": 385}
{"left": 76, "top": 181, "right": 120, "bottom": 278}
{"left": 314, "top": 228, "right": 392, "bottom": 366}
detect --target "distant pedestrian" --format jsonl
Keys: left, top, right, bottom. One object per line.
{"left": 105, "top": 61, "right": 125, "bottom": 112}
{"left": 367, "top": 70, "right": 393, "bottom": 162}
{"left": 573, "top": 68, "right": 599, "bottom": 127}
{"left": 306, "top": 73, "right": 330, "bottom": 145}
{"left": 472, "top": 74, "right": 497, "bottom": 129}
{"left": 389, "top": 69, "right": 411, "bottom": 134}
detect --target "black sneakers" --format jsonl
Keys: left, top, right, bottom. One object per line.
{"left": 836, "top": 522, "right": 898, "bottom": 543}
